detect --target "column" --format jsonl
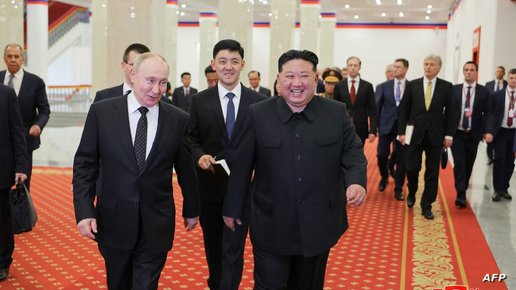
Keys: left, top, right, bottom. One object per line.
{"left": 218, "top": 0, "right": 253, "bottom": 72}
{"left": 91, "top": 0, "right": 108, "bottom": 92}
{"left": 319, "top": 12, "right": 336, "bottom": 69}
{"left": 26, "top": 0, "right": 49, "bottom": 82}
{"left": 199, "top": 12, "right": 218, "bottom": 90}
{"left": 299, "top": 0, "right": 320, "bottom": 54}
{"left": 164, "top": 0, "right": 178, "bottom": 86}
{"left": 269, "top": 0, "right": 296, "bottom": 89}
{"left": 0, "top": 0, "right": 24, "bottom": 71}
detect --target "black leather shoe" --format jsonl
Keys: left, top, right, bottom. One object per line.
{"left": 422, "top": 210, "right": 434, "bottom": 220}
{"left": 394, "top": 190, "right": 404, "bottom": 201}
{"left": 0, "top": 267, "right": 9, "bottom": 281}
{"left": 407, "top": 194, "right": 415, "bottom": 208}
{"left": 501, "top": 191, "right": 512, "bottom": 201}
{"left": 455, "top": 199, "right": 467, "bottom": 208}
{"left": 492, "top": 192, "right": 502, "bottom": 202}
{"left": 379, "top": 178, "right": 388, "bottom": 192}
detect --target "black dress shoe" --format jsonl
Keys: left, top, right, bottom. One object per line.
{"left": 0, "top": 267, "right": 9, "bottom": 281}
{"left": 379, "top": 178, "right": 388, "bottom": 192}
{"left": 422, "top": 210, "right": 434, "bottom": 220}
{"left": 407, "top": 195, "right": 415, "bottom": 208}
{"left": 394, "top": 191, "right": 404, "bottom": 201}
{"left": 492, "top": 192, "right": 502, "bottom": 202}
{"left": 455, "top": 199, "right": 467, "bottom": 208}
{"left": 501, "top": 191, "right": 512, "bottom": 201}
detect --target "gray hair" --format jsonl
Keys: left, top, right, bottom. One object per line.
{"left": 424, "top": 54, "right": 442, "bottom": 67}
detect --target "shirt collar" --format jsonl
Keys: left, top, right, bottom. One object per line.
{"left": 123, "top": 82, "right": 132, "bottom": 95}
{"left": 277, "top": 95, "right": 317, "bottom": 124}
{"left": 218, "top": 82, "right": 242, "bottom": 99}
{"left": 10, "top": 68, "right": 24, "bottom": 79}
{"left": 127, "top": 91, "right": 159, "bottom": 115}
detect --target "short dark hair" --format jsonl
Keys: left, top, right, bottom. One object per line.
{"left": 204, "top": 65, "right": 215, "bottom": 75}
{"left": 212, "top": 39, "right": 244, "bottom": 59}
{"left": 498, "top": 66, "right": 506, "bottom": 72}
{"left": 273, "top": 79, "right": 279, "bottom": 96}
{"left": 508, "top": 68, "right": 516, "bottom": 75}
{"left": 394, "top": 58, "right": 409, "bottom": 68}
{"left": 248, "top": 70, "right": 260, "bottom": 77}
{"left": 278, "top": 50, "right": 318, "bottom": 73}
{"left": 123, "top": 43, "right": 150, "bottom": 63}
{"left": 347, "top": 56, "right": 361, "bottom": 66}
{"left": 181, "top": 72, "right": 191, "bottom": 78}
{"left": 463, "top": 61, "right": 478, "bottom": 71}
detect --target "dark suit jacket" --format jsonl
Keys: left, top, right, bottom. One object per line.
{"left": 486, "top": 89, "right": 511, "bottom": 138}
{"left": 187, "top": 84, "right": 266, "bottom": 204}
{"left": 333, "top": 78, "right": 377, "bottom": 141}
{"left": 452, "top": 83, "right": 489, "bottom": 141}
{"left": 257, "top": 86, "right": 272, "bottom": 97}
{"left": 93, "top": 84, "right": 124, "bottom": 103}
{"left": 0, "top": 70, "right": 50, "bottom": 151}
{"left": 485, "top": 79, "right": 508, "bottom": 94}
{"left": 172, "top": 86, "right": 198, "bottom": 112}
{"left": 398, "top": 77, "right": 455, "bottom": 146}
{"left": 223, "top": 96, "right": 366, "bottom": 257}
{"left": 376, "top": 79, "right": 409, "bottom": 135}
{"left": 73, "top": 97, "right": 200, "bottom": 252}
{"left": 0, "top": 84, "right": 28, "bottom": 188}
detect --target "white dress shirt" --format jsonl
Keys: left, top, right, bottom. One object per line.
{"left": 3, "top": 68, "right": 24, "bottom": 96}
{"left": 218, "top": 82, "right": 242, "bottom": 122}
{"left": 127, "top": 92, "right": 159, "bottom": 158}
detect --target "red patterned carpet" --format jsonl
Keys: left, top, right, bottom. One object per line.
{"left": 0, "top": 141, "right": 507, "bottom": 289}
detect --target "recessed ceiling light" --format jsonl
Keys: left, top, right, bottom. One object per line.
{"left": 381, "top": 12, "right": 386, "bottom": 17}
{"left": 180, "top": 4, "right": 186, "bottom": 9}
{"left": 345, "top": 4, "right": 350, "bottom": 9}
{"left": 354, "top": 14, "right": 359, "bottom": 19}
{"left": 180, "top": 11, "right": 185, "bottom": 16}
{"left": 263, "top": 0, "right": 268, "bottom": 4}
{"left": 427, "top": 5, "right": 433, "bottom": 9}
{"left": 399, "top": 11, "right": 404, "bottom": 17}
{"left": 376, "top": 0, "right": 381, "bottom": 5}
{"left": 397, "top": 0, "right": 402, "bottom": 5}
{"left": 268, "top": 12, "right": 272, "bottom": 17}
{"left": 425, "top": 16, "right": 430, "bottom": 20}
{"left": 427, "top": 10, "right": 431, "bottom": 14}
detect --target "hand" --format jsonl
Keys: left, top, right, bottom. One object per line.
{"left": 77, "top": 218, "right": 97, "bottom": 240}
{"left": 29, "top": 125, "right": 41, "bottom": 137}
{"left": 346, "top": 184, "right": 366, "bottom": 207}
{"left": 15, "top": 173, "right": 27, "bottom": 184}
{"left": 398, "top": 135, "right": 405, "bottom": 145}
{"left": 223, "top": 216, "right": 242, "bottom": 232}
{"left": 368, "top": 133, "right": 376, "bottom": 143}
{"left": 443, "top": 138, "right": 453, "bottom": 148}
{"left": 484, "top": 133, "right": 493, "bottom": 143}
{"left": 183, "top": 217, "right": 199, "bottom": 231}
{"left": 198, "top": 154, "right": 216, "bottom": 173}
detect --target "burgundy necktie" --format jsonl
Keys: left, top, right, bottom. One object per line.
{"left": 462, "top": 86, "right": 471, "bottom": 130}
{"left": 508, "top": 91, "right": 515, "bottom": 127}
{"left": 350, "top": 80, "right": 356, "bottom": 105}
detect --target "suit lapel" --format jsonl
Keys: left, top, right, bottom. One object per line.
{"left": 231, "top": 87, "right": 252, "bottom": 144}
{"left": 144, "top": 102, "right": 170, "bottom": 170}
{"left": 114, "top": 97, "right": 139, "bottom": 170}
{"left": 209, "top": 87, "right": 229, "bottom": 141}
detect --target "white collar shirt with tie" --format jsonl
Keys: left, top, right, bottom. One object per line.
{"left": 218, "top": 82, "right": 242, "bottom": 122}
{"left": 183, "top": 87, "right": 190, "bottom": 96}
{"left": 347, "top": 76, "right": 360, "bottom": 93}
{"left": 123, "top": 81, "right": 132, "bottom": 95}
{"left": 503, "top": 87, "right": 516, "bottom": 129}
{"left": 393, "top": 78, "right": 406, "bottom": 107}
{"left": 459, "top": 82, "right": 476, "bottom": 131}
{"left": 127, "top": 92, "right": 159, "bottom": 158}
{"left": 3, "top": 68, "right": 24, "bottom": 96}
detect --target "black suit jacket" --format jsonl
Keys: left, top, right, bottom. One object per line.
{"left": 485, "top": 79, "right": 508, "bottom": 94}
{"left": 486, "top": 89, "right": 512, "bottom": 138}
{"left": 257, "top": 86, "right": 272, "bottom": 97}
{"left": 187, "top": 84, "right": 266, "bottom": 203}
{"left": 0, "top": 70, "right": 50, "bottom": 151}
{"left": 398, "top": 77, "right": 455, "bottom": 146}
{"left": 334, "top": 78, "right": 377, "bottom": 141}
{"left": 376, "top": 79, "right": 409, "bottom": 135}
{"left": 452, "top": 84, "right": 489, "bottom": 141}
{"left": 223, "top": 96, "right": 366, "bottom": 257}
{"left": 73, "top": 96, "right": 200, "bottom": 252}
{"left": 0, "top": 84, "right": 28, "bottom": 188}
{"left": 172, "top": 86, "right": 198, "bottom": 112}
{"left": 93, "top": 84, "right": 124, "bottom": 103}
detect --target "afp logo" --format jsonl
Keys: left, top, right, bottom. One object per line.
{"left": 483, "top": 273, "right": 507, "bottom": 282}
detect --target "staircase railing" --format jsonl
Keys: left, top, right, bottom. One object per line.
{"left": 48, "top": 7, "right": 89, "bottom": 48}
{"left": 48, "top": 85, "right": 92, "bottom": 113}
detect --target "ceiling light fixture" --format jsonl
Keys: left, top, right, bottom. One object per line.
{"left": 427, "top": 5, "right": 433, "bottom": 9}
{"left": 397, "top": 0, "right": 402, "bottom": 5}
{"left": 381, "top": 12, "right": 386, "bottom": 17}
{"left": 376, "top": 0, "right": 382, "bottom": 5}
{"left": 354, "top": 14, "right": 359, "bottom": 19}
{"left": 180, "top": 3, "right": 186, "bottom": 9}
{"left": 399, "top": 11, "right": 404, "bottom": 17}
{"left": 345, "top": 4, "right": 350, "bottom": 9}
{"left": 427, "top": 10, "right": 431, "bottom": 14}
{"left": 425, "top": 16, "right": 430, "bottom": 20}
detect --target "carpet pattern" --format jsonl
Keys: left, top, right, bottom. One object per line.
{"left": 0, "top": 141, "right": 506, "bottom": 289}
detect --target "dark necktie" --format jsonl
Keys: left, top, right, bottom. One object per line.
{"left": 395, "top": 80, "right": 401, "bottom": 106}
{"left": 350, "top": 80, "right": 356, "bottom": 105}
{"left": 497, "top": 81, "right": 502, "bottom": 91}
{"left": 462, "top": 86, "right": 472, "bottom": 130}
{"left": 134, "top": 106, "right": 149, "bottom": 172}
{"left": 226, "top": 92, "right": 235, "bottom": 140}
{"left": 7, "top": 74, "right": 14, "bottom": 89}
{"left": 508, "top": 91, "right": 515, "bottom": 127}
{"left": 185, "top": 88, "right": 189, "bottom": 96}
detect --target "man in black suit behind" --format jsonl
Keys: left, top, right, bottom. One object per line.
{"left": 248, "top": 70, "right": 272, "bottom": 97}
{"left": 187, "top": 39, "right": 266, "bottom": 290}
{"left": 451, "top": 61, "right": 489, "bottom": 208}
{"left": 172, "top": 72, "right": 198, "bottom": 112}
{"left": 484, "top": 66, "right": 508, "bottom": 164}
{"left": 398, "top": 54, "right": 455, "bottom": 220}
{"left": 0, "top": 84, "right": 28, "bottom": 282}
{"left": 333, "top": 56, "right": 377, "bottom": 145}
{"left": 223, "top": 49, "right": 367, "bottom": 289}
{"left": 1, "top": 43, "right": 50, "bottom": 192}
{"left": 73, "top": 53, "right": 200, "bottom": 289}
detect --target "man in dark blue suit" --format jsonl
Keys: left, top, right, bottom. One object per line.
{"left": 485, "top": 66, "right": 508, "bottom": 164}
{"left": 376, "top": 58, "right": 409, "bottom": 200}
{"left": 451, "top": 61, "right": 489, "bottom": 208}
{"left": 0, "top": 84, "right": 28, "bottom": 282}
{"left": 248, "top": 70, "right": 272, "bottom": 97}
{"left": 171, "top": 72, "right": 198, "bottom": 112}
{"left": 484, "top": 68, "right": 516, "bottom": 202}
{"left": 1, "top": 43, "right": 50, "bottom": 192}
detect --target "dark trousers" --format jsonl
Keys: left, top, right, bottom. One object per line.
{"left": 25, "top": 150, "right": 33, "bottom": 191}
{"left": 492, "top": 128, "right": 516, "bottom": 193}
{"left": 98, "top": 217, "right": 167, "bottom": 290}
{"left": 405, "top": 133, "right": 442, "bottom": 212}
{"left": 0, "top": 188, "right": 14, "bottom": 269}
{"left": 253, "top": 248, "right": 329, "bottom": 290}
{"left": 451, "top": 131, "right": 479, "bottom": 197}
{"left": 200, "top": 201, "right": 224, "bottom": 290}
{"left": 220, "top": 206, "right": 249, "bottom": 290}
{"left": 377, "top": 126, "right": 406, "bottom": 192}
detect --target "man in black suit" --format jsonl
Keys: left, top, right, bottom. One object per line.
{"left": 248, "top": 70, "right": 272, "bottom": 97}
{"left": 1, "top": 43, "right": 50, "bottom": 192}
{"left": 223, "top": 49, "right": 367, "bottom": 289}
{"left": 398, "top": 54, "right": 455, "bottom": 220}
{"left": 204, "top": 65, "right": 218, "bottom": 88}
{"left": 376, "top": 58, "right": 409, "bottom": 200}
{"left": 93, "top": 43, "right": 150, "bottom": 103}
{"left": 484, "top": 68, "right": 516, "bottom": 202}
{"left": 485, "top": 66, "right": 508, "bottom": 164}
{"left": 187, "top": 39, "right": 266, "bottom": 290}
{"left": 0, "top": 84, "right": 28, "bottom": 282}
{"left": 172, "top": 72, "right": 198, "bottom": 112}
{"left": 334, "top": 56, "right": 377, "bottom": 145}
{"left": 451, "top": 61, "right": 489, "bottom": 208}
{"left": 73, "top": 53, "right": 200, "bottom": 289}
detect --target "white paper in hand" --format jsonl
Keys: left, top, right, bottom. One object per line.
{"left": 216, "top": 159, "right": 230, "bottom": 176}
